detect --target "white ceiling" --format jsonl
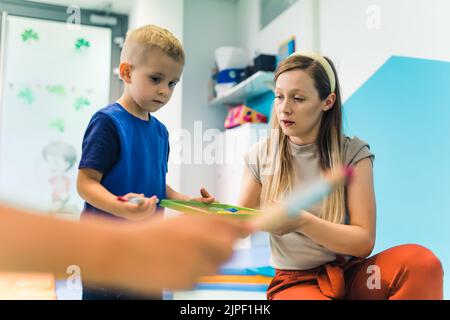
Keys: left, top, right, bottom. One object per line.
{"left": 25, "top": 0, "right": 132, "bottom": 14}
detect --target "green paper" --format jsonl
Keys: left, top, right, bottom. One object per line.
{"left": 160, "top": 199, "right": 262, "bottom": 219}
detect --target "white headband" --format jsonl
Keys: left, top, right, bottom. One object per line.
{"left": 289, "top": 51, "right": 336, "bottom": 93}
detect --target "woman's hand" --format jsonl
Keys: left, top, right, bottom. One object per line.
{"left": 264, "top": 198, "right": 311, "bottom": 236}
{"left": 269, "top": 210, "right": 311, "bottom": 236}
{"left": 190, "top": 188, "right": 216, "bottom": 204}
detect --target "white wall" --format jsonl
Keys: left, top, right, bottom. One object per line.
{"left": 128, "top": 0, "right": 184, "bottom": 190}
{"left": 179, "top": 0, "right": 238, "bottom": 197}
{"left": 236, "top": 0, "right": 317, "bottom": 59}
{"left": 319, "top": 0, "right": 450, "bottom": 100}
{"left": 235, "top": 0, "right": 450, "bottom": 100}
{"left": 181, "top": 0, "right": 319, "bottom": 200}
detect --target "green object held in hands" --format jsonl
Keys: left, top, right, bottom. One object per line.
{"left": 159, "top": 199, "right": 262, "bottom": 219}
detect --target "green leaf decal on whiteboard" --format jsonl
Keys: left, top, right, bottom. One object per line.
{"left": 47, "top": 85, "right": 67, "bottom": 98}
{"left": 49, "top": 118, "right": 65, "bottom": 133}
{"left": 74, "top": 97, "right": 91, "bottom": 111}
{"left": 18, "top": 88, "right": 35, "bottom": 105}
{"left": 21, "top": 29, "right": 39, "bottom": 42}
{"left": 75, "top": 38, "right": 91, "bottom": 50}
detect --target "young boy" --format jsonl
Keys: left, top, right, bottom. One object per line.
{"left": 77, "top": 25, "right": 214, "bottom": 300}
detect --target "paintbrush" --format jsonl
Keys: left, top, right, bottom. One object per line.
{"left": 117, "top": 196, "right": 151, "bottom": 205}
{"left": 253, "top": 165, "right": 354, "bottom": 232}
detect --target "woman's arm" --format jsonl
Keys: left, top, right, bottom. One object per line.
{"left": 166, "top": 184, "right": 215, "bottom": 203}
{"left": 238, "top": 165, "right": 262, "bottom": 209}
{"left": 166, "top": 184, "right": 191, "bottom": 201}
{"left": 297, "top": 158, "right": 376, "bottom": 258}
{"left": 238, "top": 157, "right": 375, "bottom": 258}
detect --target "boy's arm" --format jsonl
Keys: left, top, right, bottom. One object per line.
{"left": 166, "top": 184, "right": 216, "bottom": 203}
{"left": 77, "top": 168, "right": 157, "bottom": 221}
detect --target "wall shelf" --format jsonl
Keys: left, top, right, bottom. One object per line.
{"left": 208, "top": 71, "right": 275, "bottom": 108}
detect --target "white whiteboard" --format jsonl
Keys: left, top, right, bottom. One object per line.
{"left": 0, "top": 15, "right": 112, "bottom": 219}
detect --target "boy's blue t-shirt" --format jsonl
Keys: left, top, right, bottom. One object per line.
{"left": 79, "top": 102, "right": 169, "bottom": 219}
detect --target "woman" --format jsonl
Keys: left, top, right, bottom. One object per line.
{"left": 239, "top": 51, "right": 443, "bottom": 300}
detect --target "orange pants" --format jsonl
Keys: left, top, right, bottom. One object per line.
{"left": 267, "top": 244, "right": 443, "bottom": 300}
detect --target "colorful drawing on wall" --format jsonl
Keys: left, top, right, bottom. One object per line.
{"left": 160, "top": 199, "right": 262, "bottom": 219}
{"left": 46, "top": 85, "right": 67, "bottom": 98}
{"left": 74, "top": 97, "right": 91, "bottom": 111}
{"left": 42, "top": 142, "right": 79, "bottom": 217}
{"left": 75, "top": 38, "right": 91, "bottom": 51}
{"left": 21, "top": 28, "right": 39, "bottom": 43}
{"left": 49, "top": 118, "right": 65, "bottom": 133}
{"left": 17, "top": 88, "right": 35, "bottom": 105}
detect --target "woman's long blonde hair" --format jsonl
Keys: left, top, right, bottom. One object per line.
{"left": 261, "top": 55, "right": 346, "bottom": 224}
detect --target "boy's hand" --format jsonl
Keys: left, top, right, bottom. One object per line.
{"left": 119, "top": 193, "right": 158, "bottom": 222}
{"left": 190, "top": 188, "right": 216, "bottom": 204}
